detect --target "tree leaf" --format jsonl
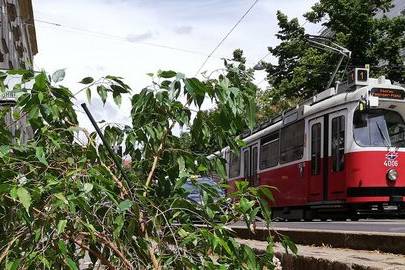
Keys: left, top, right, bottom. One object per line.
{"left": 238, "top": 197, "right": 254, "bottom": 213}
{"left": 113, "top": 90, "right": 122, "bottom": 106}
{"left": 258, "top": 186, "right": 274, "bottom": 202}
{"left": 97, "top": 85, "right": 108, "bottom": 104}
{"left": 79, "top": 77, "right": 94, "bottom": 84}
{"left": 111, "top": 84, "right": 128, "bottom": 94}
{"left": 67, "top": 157, "right": 74, "bottom": 165}
{"left": 177, "top": 156, "right": 185, "bottom": 172}
{"left": 66, "top": 258, "right": 78, "bottom": 270}
{"left": 281, "top": 235, "right": 298, "bottom": 254}
{"left": 86, "top": 88, "right": 91, "bottom": 103}
{"left": 9, "top": 187, "right": 18, "bottom": 199}
{"left": 184, "top": 78, "right": 207, "bottom": 108}
{"left": 6, "top": 259, "right": 20, "bottom": 270}
{"left": 16, "top": 187, "right": 31, "bottom": 212}
{"left": 0, "top": 145, "right": 10, "bottom": 158}
{"left": 83, "top": 183, "right": 93, "bottom": 193}
{"left": 35, "top": 147, "right": 48, "bottom": 165}
{"left": 0, "top": 184, "right": 10, "bottom": 194}
{"left": 215, "top": 158, "right": 226, "bottom": 179}
{"left": 38, "top": 92, "right": 44, "bottom": 103}
{"left": 259, "top": 198, "right": 271, "bottom": 227}
{"left": 38, "top": 255, "right": 51, "bottom": 269}
{"left": 158, "top": 70, "right": 177, "bottom": 78}
{"left": 51, "top": 69, "right": 65, "bottom": 83}
{"left": 243, "top": 245, "right": 257, "bottom": 268}
{"left": 58, "top": 240, "right": 67, "bottom": 254}
{"left": 246, "top": 97, "right": 256, "bottom": 129}
{"left": 84, "top": 222, "right": 96, "bottom": 234}
{"left": 118, "top": 200, "right": 132, "bottom": 212}
{"left": 57, "top": 219, "right": 67, "bottom": 235}
{"left": 55, "top": 193, "right": 68, "bottom": 205}
{"left": 113, "top": 215, "right": 124, "bottom": 238}
{"left": 219, "top": 239, "right": 233, "bottom": 256}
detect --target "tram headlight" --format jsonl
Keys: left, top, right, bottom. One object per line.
{"left": 386, "top": 169, "right": 398, "bottom": 181}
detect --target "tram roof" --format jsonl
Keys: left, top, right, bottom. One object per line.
{"left": 241, "top": 68, "right": 405, "bottom": 144}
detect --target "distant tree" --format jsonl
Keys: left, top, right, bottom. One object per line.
{"left": 183, "top": 49, "right": 258, "bottom": 155}
{"left": 223, "top": 49, "right": 258, "bottom": 99}
{"left": 305, "top": 0, "right": 405, "bottom": 82}
{"left": 258, "top": 0, "right": 405, "bottom": 120}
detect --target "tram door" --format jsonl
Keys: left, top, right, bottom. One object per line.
{"left": 309, "top": 117, "right": 324, "bottom": 202}
{"left": 243, "top": 144, "right": 259, "bottom": 187}
{"left": 327, "top": 110, "right": 347, "bottom": 200}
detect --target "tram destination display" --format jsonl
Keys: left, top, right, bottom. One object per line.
{"left": 370, "top": 88, "right": 405, "bottom": 100}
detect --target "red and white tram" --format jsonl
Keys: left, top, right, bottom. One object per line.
{"left": 224, "top": 68, "right": 405, "bottom": 220}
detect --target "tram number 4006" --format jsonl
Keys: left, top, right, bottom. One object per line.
{"left": 384, "top": 160, "right": 399, "bottom": 167}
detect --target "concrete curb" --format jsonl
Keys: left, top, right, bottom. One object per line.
{"left": 238, "top": 239, "right": 405, "bottom": 270}
{"left": 273, "top": 252, "right": 380, "bottom": 270}
{"left": 254, "top": 247, "right": 382, "bottom": 270}
{"left": 231, "top": 226, "right": 405, "bottom": 255}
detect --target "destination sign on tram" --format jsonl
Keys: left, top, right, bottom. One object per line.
{"left": 370, "top": 88, "right": 405, "bottom": 100}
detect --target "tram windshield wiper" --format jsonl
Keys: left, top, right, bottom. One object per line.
{"left": 376, "top": 121, "right": 391, "bottom": 147}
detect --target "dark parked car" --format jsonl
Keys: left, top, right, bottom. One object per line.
{"left": 182, "top": 176, "right": 225, "bottom": 204}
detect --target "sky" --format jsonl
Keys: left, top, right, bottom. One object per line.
{"left": 31, "top": 0, "right": 322, "bottom": 131}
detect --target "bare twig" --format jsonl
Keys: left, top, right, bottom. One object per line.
{"left": 79, "top": 232, "right": 133, "bottom": 270}
{"left": 144, "top": 122, "right": 176, "bottom": 193}
{"left": 71, "top": 237, "right": 116, "bottom": 270}
{"left": 0, "top": 233, "right": 23, "bottom": 264}
{"left": 140, "top": 121, "right": 176, "bottom": 270}
{"left": 101, "top": 162, "right": 129, "bottom": 199}
{"left": 80, "top": 127, "right": 130, "bottom": 199}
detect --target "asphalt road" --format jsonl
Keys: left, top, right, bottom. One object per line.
{"left": 266, "top": 219, "right": 405, "bottom": 234}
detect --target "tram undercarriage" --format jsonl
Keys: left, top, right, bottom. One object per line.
{"left": 271, "top": 201, "right": 405, "bottom": 221}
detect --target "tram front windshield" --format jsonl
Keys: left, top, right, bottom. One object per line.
{"left": 353, "top": 109, "right": 405, "bottom": 148}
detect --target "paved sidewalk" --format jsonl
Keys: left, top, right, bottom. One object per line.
{"left": 239, "top": 239, "right": 405, "bottom": 270}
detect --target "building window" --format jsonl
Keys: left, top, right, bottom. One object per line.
{"left": 311, "top": 123, "right": 321, "bottom": 175}
{"left": 228, "top": 151, "right": 240, "bottom": 178}
{"left": 332, "top": 116, "right": 345, "bottom": 172}
{"left": 260, "top": 132, "right": 279, "bottom": 169}
{"left": 280, "top": 120, "right": 305, "bottom": 164}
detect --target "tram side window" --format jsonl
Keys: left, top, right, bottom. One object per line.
{"left": 228, "top": 151, "right": 241, "bottom": 178}
{"left": 280, "top": 120, "right": 305, "bottom": 164}
{"left": 224, "top": 150, "right": 230, "bottom": 177}
{"left": 311, "top": 123, "right": 321, "bottom": 175}
{"left": 332, "top": 116, "right": 345, "bottom": 172}
{"left": 260, "top": 132, "right": 279, "bottom": 169}
{"left": 243, "top": 149, "right": 249, "bottom": 178}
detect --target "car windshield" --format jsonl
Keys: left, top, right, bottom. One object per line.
{"left": 353, "top": 109, "right": 405, "bottom": 147}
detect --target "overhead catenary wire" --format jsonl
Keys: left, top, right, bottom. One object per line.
{"left": 257, "top": 52, "right": 271, "bottom": 63}
{"left": 35, "top": 19, "right": 222, "bottom": 58}
{"left": 35, "top": 19, "right": 61, "bottom": 26}
{"left": 194, "top": 0, "right": 260, "bottom": 76}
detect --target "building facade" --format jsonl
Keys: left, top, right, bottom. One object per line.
{"left": 0, "top": 0, "right": 37, "bottom": 143}
{"left": 0, "top": 0, "right": 37, "bottom": 70}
